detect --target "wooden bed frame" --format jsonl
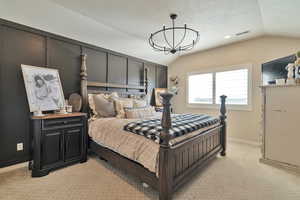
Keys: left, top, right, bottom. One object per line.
{"left": 80, "top": 55, "right": 227, "bottom": 200}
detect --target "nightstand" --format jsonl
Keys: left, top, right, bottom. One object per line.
{"left": 29, "top": 112, "right": 87, "bottom": 177}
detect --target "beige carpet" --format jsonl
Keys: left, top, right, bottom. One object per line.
{"left": 0, "top": 142, "right": 300, "bottom": 200}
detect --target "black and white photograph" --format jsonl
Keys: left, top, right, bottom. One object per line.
{"left": 21, "top": 64, "right": 65, "bottom": 112}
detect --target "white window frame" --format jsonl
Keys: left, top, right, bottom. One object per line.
{"left": 186, "top": 64, "right": 252, "bottom": 111}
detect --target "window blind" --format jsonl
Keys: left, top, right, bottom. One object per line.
{"left": 216, "top": 69, "right": 248, "bottom": 105}
{"left": 188, "top": 73, "right": 213, "bottom": 104}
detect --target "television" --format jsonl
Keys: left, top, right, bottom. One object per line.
{"left": 262, "top": 55, "right": 296, "bottom": 85}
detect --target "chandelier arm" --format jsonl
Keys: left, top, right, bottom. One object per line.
{"left": 150, "top": 27, "right": 197, "bottom": 35}
{"left": 163, "top": 29, "right": 173, "bottom": 49}
{"left": 179, "top": 33, "right": 199, "bottom": 49}
{"left": 153, "top": 45, "right": 172, "bottom": 52}
{"left": 179, "top": 43, "right": 194, "bottom": 50}
{"left": 172, "top": 17, "right": 175, "bottom": 49}
{"left": 175, "top": 25, "right": 187, "bottom": 49}
{"left": 181, "top": 44, "right": 195, "bottom": 51}
{"left": 149, "top": 35, "right": 172, "bottom": 51}
{"left": 153, "top": 42, "right": 172, "bottom": 51}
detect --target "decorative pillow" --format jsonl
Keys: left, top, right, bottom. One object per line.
{"left": 133, "top": 99, "right": 147, "bottom": 108}
{"left": 88, "top": 93, "right": 117, "bottom": 118}
{"left": 125, "top": 106, "right": 156, "bottom": 119}
{"left": 113, "top": 97, "right": 134, "bottom": 118}
{"left": 95, "top": 94, "right": 116, "bottom": 117}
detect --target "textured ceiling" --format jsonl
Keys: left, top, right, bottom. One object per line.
{"left": 39, "top": 0, "right": 300, "bottom": 64}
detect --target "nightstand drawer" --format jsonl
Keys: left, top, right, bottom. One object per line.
{"left": 42, "top": 117, "right": 84, "bottom": 130}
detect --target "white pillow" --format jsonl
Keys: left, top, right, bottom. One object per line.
{"left": 88, "top": 92, "right": 119, "bottom": 118}
{"left": 125, "top": 106, "right": 156, "bottom": 119}
{"left": 113, "top": 97, "right": 134, "bottom": 118}
{"left": 133, "top": 99, "right": 147, "bottom": 108}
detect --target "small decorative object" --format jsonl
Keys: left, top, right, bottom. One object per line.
{"left": 285, "top": 63, "right": 296, "bottom": 85}
{"left": 21, "top": 65, "right": 65, "bottom": 113}
{"left": 55, "top": 105, "right": 67, "bottom": 114}
{"left": 33, "top": 109, "right": 44, "bottom": 117}
{"left": 69, "top": 93, "right": 82, "bottom": 112}
{"left": 275, "top": 79, "right": 285, "bottom": 85}
{"left": 294, "top": 51, "right": 300, "bottom": 81}
{"left": 286, "top": 79, "right": 295, "bottom": 85}
{"left": 149, "top": 14, "right": 200, "bottom": 54}
{"left": 154, "top": 88, "right": 168, "bottom": 107}
{"left": 170, "top": 76, "right": 179, "bottom": 95}
{"left": 66, "top": 105, "right": 73, "bottom": 113}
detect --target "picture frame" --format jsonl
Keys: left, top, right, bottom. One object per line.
{"left": 21, "top": 64, "right": 65, "bottom": 112}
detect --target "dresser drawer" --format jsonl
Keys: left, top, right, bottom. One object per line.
{"left": 42, "top": 117, "right": 84, "bottom": 130}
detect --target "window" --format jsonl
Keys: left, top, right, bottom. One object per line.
{"left": 187, "top": 65, "right": 252, "bottom": 110}
{"left": 188, "top": 73, "right": 213, "bottom": 104}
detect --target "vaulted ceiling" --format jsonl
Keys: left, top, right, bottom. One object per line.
{"left": 2, "top": 0, "right": 300, "bottom": 65}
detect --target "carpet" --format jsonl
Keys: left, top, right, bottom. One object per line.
{"left": 0, "top": 142, "right": 299, "bottom": 200}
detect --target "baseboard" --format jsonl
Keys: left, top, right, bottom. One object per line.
{"left": 260, "top": 158, "right": 300, "bottom": 174}
{"left": 228, "top": 137, "right": 260, "bottom": 147}
{"left": 0, "top": 156, "right": 30, "bottom": 168}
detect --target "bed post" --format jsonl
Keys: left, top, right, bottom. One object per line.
{"left": 220, "top": 95, "right": 227, "bottom": 156}
{"left": 159, "top": 93, "right": 173, "bottom": 200}
{"left": 144, "top": 67, "right": 149, "bottom": 95}
{"left": 80, "top": 54, "right": 88, "bottom": 112}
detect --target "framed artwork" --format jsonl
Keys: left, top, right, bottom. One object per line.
{"left": 154, "top": 88, "right": 168, "bottom": 107}
{"left": 21, "top": 64, "right": 65, "bottom": 112}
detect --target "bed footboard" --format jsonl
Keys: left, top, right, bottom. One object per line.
{"left": 159, "top": 94, "right": 227, "bottom": 200}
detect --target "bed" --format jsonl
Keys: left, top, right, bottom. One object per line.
{"left": 79, "top": 55, "right": 227, "bottom": 200}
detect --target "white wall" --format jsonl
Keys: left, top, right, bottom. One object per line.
{"left": 169, "top": 36, "right": 300, "bottom": 143}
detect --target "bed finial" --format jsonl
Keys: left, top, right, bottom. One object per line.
{"left": 80, "top": 54, "right": 88, "bottom": 112}
{"left": 144, "top": 67, "right": 149, "bottom": 94}
{"left": 220, "top": 95, "right": 227, "bottom": 156}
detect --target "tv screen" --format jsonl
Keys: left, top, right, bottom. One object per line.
{"left": 262, "top": 55, "right": 296, "bottom": 85}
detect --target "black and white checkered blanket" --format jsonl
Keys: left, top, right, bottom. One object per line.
{"left": 124, "top": 114, "right": 220, "bottom": 143}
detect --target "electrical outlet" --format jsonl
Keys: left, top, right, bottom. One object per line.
{"left": 17, "top": 143, "right": 23, "bottom": 151}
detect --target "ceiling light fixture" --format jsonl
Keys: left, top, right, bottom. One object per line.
{"left": 224, "top": 35, "right": 232, "bottom": 39}
{"left": 149, "top": 14, "right": 200, "bottom": 54}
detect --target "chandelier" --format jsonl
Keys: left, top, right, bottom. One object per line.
{"left": 149, "top": 14, "right": 200, "bottom": 54}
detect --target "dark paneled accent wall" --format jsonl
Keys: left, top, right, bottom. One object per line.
{"left": 0, "top": 19, "right": 167, "bottom": 167}
{"left": 156, "top": 65, "right": 168, "bottom": 88}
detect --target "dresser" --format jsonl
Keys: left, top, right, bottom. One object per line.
{"left": 29, "top": 113, "right": 87, "bottom": 177}
{"left": 260, "top": 85, "right": 300, "bottom": 172}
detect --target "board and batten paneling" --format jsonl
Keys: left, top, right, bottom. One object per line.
{"left": 47, "top": 38, "right": 81, "bottom": 97}
{"left": 145, "top": 63, "right": 157, "bottom": 105}
{"left": 107, "top": 54, "right": 127, "bottom": 92}
{"left": 82, "top": 47, "right": 107, "bottom": 83}
{"left": 0, "top": 18, "right": 167, "bottom": 167}
{"left": 156, "top": 65, "right": 168, "bottom": 88}
{"left": 128, "top": 59, "right": 144, "bottom": 86}
{"left": 0, "top": 25, "right": 46, "bottom": 166}
{"left": 128, "top": 59, "right": 144, "bottom": 93}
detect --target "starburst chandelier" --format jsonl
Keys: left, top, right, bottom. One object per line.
{"left": 149, "top": 14, "right": 200, "bottom": 54}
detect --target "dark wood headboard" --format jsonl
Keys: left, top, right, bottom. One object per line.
{"left": 80, "top": 54, "right": 149, "bottom": 112}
